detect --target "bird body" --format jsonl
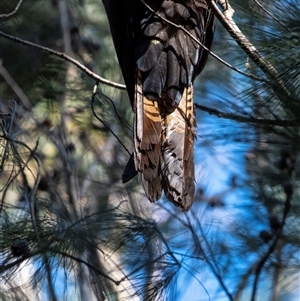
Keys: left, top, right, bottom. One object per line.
{"left": 102, "top": 0, "right": 216, "bottom": 210}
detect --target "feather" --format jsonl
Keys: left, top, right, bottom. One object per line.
{"left": 143, "top": 50, "right": 168, "bottom": 98}
{"left": 174, "top": 3, "right": 190, "bottom": 20}
{"left": 136, "top": 40, "right": 164, "bottom": 72}
{"left": 161, "top": 86, "right": 195, "bottom": 210}
{"left": 122, "top": 154, "right": 138, "bottom": 183}
{"left": 161, "top": 0, "right": 175, "bottom": 18}
{"left": 103, "top": 0, "right": 216, "bottom": 210}
{"left": 134, "top": 70, "right": 162, "bottom": 201}
{"left": 166, "top": 36, "right": 182, "bottom": 105}
{"left": 141, "top": 15, "right": 165, "bottom": 37}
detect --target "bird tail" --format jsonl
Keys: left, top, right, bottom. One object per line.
{"left": 134, "top": 72, "right": 195, "bottom": 210}
{"left": 161, "top": 86, "right": 195, "bottom": 211}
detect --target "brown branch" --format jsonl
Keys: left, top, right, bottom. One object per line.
{"left": 0, "top": 60, "right": 32, "bottom": 110}
{"left": 207, "top": 0, "right": 293, "bottom": 104}
{"left": 0, "top": 0, "right": 24, "bottom": 19}
{"left": 195, "top": 103, "right": 300, "bottom": 127}
{"left": 0, "top": 30, "right": 126, "bottom": 90}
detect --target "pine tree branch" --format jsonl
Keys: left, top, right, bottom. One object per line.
{"left": 52, "top": 249, "right": 120, "bottom": 286}
{"left": 0, "top": 131, "right": 42, "bottom": 244}
{"left": 207, "top": 0, "right": 293, "bottom": 104}
{"left": 190, "top": 212, "right": 234, "bottom": 301}
{"left": 250, "top": 159, "right": 295, "bottom": 301}
{"left": 195, "top": 103, "right": 300, "bottom": 126}
{"left": 0, "top": 30, "right": 126, "bottom": 90}
{"left": 251, "top": 0, "right": 286, "bottom": 27}
{"left": 233, "top": 259, "right": 259, "bottom": 300}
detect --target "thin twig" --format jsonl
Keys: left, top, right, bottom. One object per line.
{"left": 251, "top": 0, "right": 286, "bottom": 28}
{"left": 0, "top": 60, "right": 32, "bottom": 110}
{"left": 52, "top": 249, "right": 120, "bottom": 285}
{"left": 233, "top": 259, "right": 260, "bottom": 300}
{"left": 91, "top": 83, "right": 131, "bottom": 156}
{"left": 28, "top": 141, "right": 42, "bottom": 245}
{"left": 0, "top": 235, "right": 59, "bottom": 274}
{"left": 195, "top": 103, "right": 300, "bottom": 126}
{"left": 250, "top": 160, "right": 295, "bottom": 301}
{"left": 0, "top": 0, "right": 24, "bottom": 19}
{"left": 189, "top": 212, "right": 234, "bottom": 301}
{"left": 98, "top": 92, "right": 133, "bottom": 132}
{"left": 0, "top": 30, "right": 126, "bottom": 90}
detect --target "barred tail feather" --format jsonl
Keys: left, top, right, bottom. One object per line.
{"left": 161, "top": 86, "right": 195, "bottom": 211}
{"left": 134, "top": 71, "right": 162, "bottom": 201}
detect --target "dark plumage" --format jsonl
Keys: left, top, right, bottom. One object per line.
{"left": 102, "top": 0, "right": 216, "bottom": 210}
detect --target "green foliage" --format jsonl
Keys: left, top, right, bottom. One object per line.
{"left": 0, "top": 0, "right": 300, "bottom": 301}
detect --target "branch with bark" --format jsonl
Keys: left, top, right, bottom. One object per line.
{"left": 0, "top": 30, "right": 126, "bottom": 90}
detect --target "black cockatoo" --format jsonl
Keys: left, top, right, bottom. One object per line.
{"left": 102, "top": 0, "right": 216, "bottom": 210}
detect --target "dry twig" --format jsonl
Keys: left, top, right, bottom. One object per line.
{"left": 0, "top": 0, "right": 24, "bottom": 19}
{"left": 0, "top": 30, "right": 126, "bottom": 90}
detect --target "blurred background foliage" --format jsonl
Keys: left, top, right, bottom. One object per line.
{"left": 0, "top": 0, "right": 299, "bottom": 300}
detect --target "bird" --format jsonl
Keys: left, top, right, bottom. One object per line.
{"left": 102, "top": 0, "right": 216, "bottom": 210}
